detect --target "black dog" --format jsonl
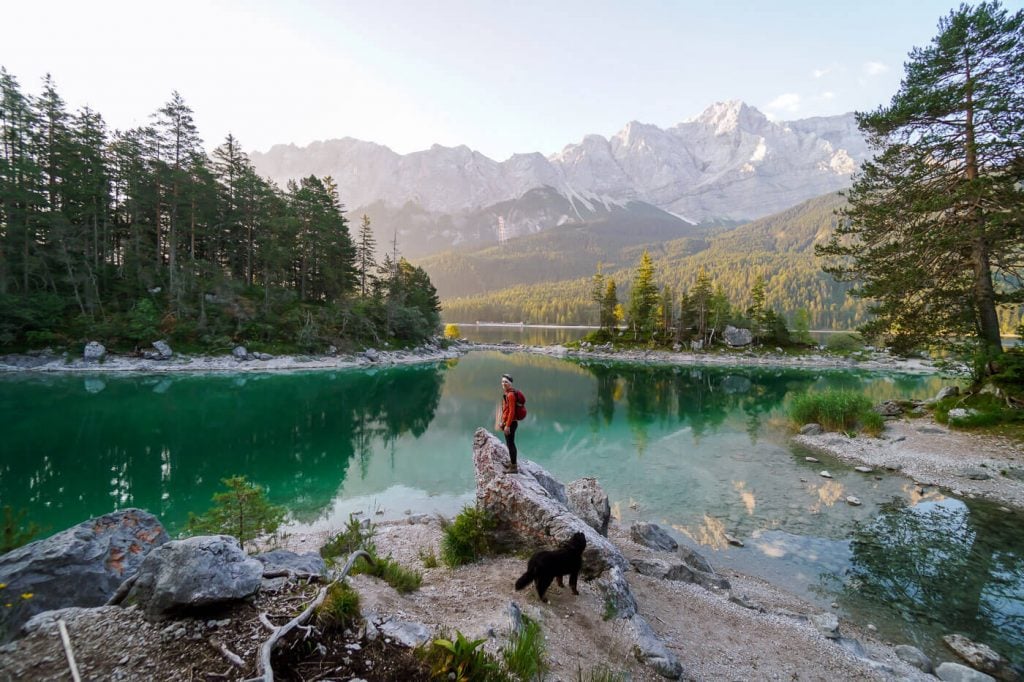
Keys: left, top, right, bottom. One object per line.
{"left": 514, "top": 531, "right": 586, "bottom": 602}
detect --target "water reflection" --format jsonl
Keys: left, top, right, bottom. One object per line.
{"left": 1, "top": 365, "right": 446, "bottom": 532}
{"left": 842, "top": 498, "right": 1024, "bottom": 663}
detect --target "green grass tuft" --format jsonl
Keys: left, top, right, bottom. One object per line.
{"left": 501, "top": 615, "right": 546, "bottom": 681}
{"left": 440, "top": 505, "right": 498, "bottom": 567}
{"left": 315, "top": 582, "right": 360, "bottom": 632}
{"left": 789, "top": 390, "right": 880, "bottom": 435}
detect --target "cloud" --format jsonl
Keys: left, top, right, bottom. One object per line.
{"left": 811, "top": 67, "right": 832, "bottom": 79}
{"left": 765, "top": 93, "right": 801, "bottom": 114}
{"left": 863, "top": 61, "right": 888, "bottom": 77}
{"left": 819, "top": 91, "right": 836, "bottom": 101}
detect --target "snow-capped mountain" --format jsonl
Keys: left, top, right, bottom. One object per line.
{"left": 250, "top": 101, "right": 868, "bottom": 255}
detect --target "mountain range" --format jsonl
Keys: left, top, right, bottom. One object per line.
{"left": 250, "top": 101, "right": 870, "bottom": 258}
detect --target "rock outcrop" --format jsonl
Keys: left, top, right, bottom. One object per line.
{"left": 566, "top": 477, "right": 611, "bottom": 536}
{"left": 723, "top": 326, "right": 753, "bottom": 347}
{"left": 124, "top": 535, "right": 263, "bottom": 619}
{"left": 472, "top": 427, "right": 684, "bottom": 679}
{"left": 0, "top": 509, "right": 168, "bottom": 641}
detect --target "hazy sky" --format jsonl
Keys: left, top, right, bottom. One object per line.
{"left": 3, "top": 0, "right": 1010, "bottom": 160}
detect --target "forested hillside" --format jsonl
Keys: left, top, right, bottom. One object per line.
{"left": 0, "top": 70, "right": 440, "bottom": 352}
{"left": 436, "top": 189, "right": 1023, "bottom": 333}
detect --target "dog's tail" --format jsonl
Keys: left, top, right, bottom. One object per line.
{"left": 514, "top": 569, "right": 534, "bottom": 591}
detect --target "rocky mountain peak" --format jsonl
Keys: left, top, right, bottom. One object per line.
{"left": 692, "top": 100, "right": 769, "bottom": 135}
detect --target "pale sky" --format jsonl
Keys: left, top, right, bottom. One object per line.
{"left": 4, "top": 0, "right": 1013, "bottom": 160}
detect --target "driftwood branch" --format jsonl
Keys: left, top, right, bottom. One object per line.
{"left": 105, "top": 574, "right": 138, "bottom": 606}
{"left": 261, "top": 569, "right": 323, "bottom": 581}
{"left": 57, "top": 618, "right": 82, "bottom": 682}
{"left": 209, "top": 637, "right": 245, "bottom": 668}
{"left": 255, "top": 549, "right": 371, "bottom": 682}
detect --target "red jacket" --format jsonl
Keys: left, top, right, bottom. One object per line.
{"left": 500, "top": 388, "right": 518, "bottom": 427}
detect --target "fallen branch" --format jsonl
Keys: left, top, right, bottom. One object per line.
{"left": 105, "top": 573, "right": 138, "bottom": 606}
{"left": 57, "top": 618, "right": 82, "bottom": 682}
{"left": 261, "top": 569, "right": 324, "bottom": 581}
{"left": 254, "top": 549, "right": 371, "bottom": 682}
{"left": 209, "top": 637, "right": 245, "bottom": 668}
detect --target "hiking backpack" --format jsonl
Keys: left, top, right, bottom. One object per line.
{"left": 514, "top": 389, "right": 527, "bottom": 420}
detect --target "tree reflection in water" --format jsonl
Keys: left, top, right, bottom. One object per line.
{"left": 842, "top": 497, "right": 1024, "bottom": 663}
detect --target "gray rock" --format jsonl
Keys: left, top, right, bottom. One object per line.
{"left": 125, "top": 535, "right": 263, "bottom": 619}
{"left": 506, "top": 601, "right": 523, "bottom": 637}
{"left": 949, "top": 408, "right": 978, "bottom": 420}
{"left": 804, "top": 455, "right": 820, "bottom": 463}
{"left": 819, "top": 470, "right": 833, "bottom": 479}
{"left": 231, "top": 346, "right": 249, "bottom": 361}
{"left": 836, "top": 636, "right": 867, "bottom": 657}
{"left": 800, "top": 423, "right": 823, "bottom": 436}
{"left": 83, "top": 341, "right": 106, "bottom": 362}
{"left": 594, "top": 566, "right": 637, "bottom": 620}
{"left": 963, "top": 468, "right": 993, "bottom": 481}
{"left": 676, "top": 545, "right": 714, "bottom": 573}
{"left": 566, "top": 478, "right": 611, "bottom": 536}
{"left": 846, "top": 496, "right": 862, "bottom": 506}
{"left": 151, "top": 340, "right": 173, "bottom": 359}
{"left": 810, "top": 612, "right": 840, "bottom": 639}
{"left": 627, "top": 614, "right": 684, "bottom": 679}
{"left": 474, "top": 429, "right": 621, "bottom": 577}
{"left": 936, "top": 662, "right": 997, "bottom": 682}
{"left": 407, "top": 513, "right": 430, "bottom": 525}
{"left": 253, "top": 352, "right": 274, "bottom": 361}
{"left": 936, "top": 386, "right": 961, "bottom": 401}
{"left": 376, "top": 616, "right": 432, "bottom": 648}
{"left": 690, "top": 339, "right": 703, "bottom": 352}
{"left": 894, "top": 644, "right": 933, "bottom": 674}
{"left": 874, "top": 400, "right": 903, "bottom": 417}
{"left": 630, "top": 556, "right": 729, "bottom": 591}
{"left": 0, "top": 509, "right": 168, "bottom": 642}
{"left": 722, "top": 325, "right": 753, "bottom": 347}
{"left": 253, "top": 550, "right": 326, "bottom": 576}
{"left": 363, "top": 348, "right": 380, "bottom": 362}
{"left": 630, "top": 523, "right": 678, "bottom": 552}
{"left": 943, "top": 634, "right": 1018, "bottom": 681}
{"left": 855, "top": 466, "right": 874, "bottom": 473}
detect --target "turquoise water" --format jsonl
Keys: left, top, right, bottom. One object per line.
{"left": 0, "top": 351, "right": 1020, "bottom": 665}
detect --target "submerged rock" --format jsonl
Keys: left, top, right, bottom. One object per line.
{"left": 942, "top": 634, "right": 1018, "bottom": 681}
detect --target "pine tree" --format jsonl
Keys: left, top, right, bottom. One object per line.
{"left": 590, "top": 264, "right": 605, "bottom": 330}
{"left": 820, "top": 1, "right": 1024, "bottom": 360}
{"left": 627, "top": 250, "right": 659, "bottom": 340}
{"left": 356, "top": 214, "right": 377, "bottom": 297}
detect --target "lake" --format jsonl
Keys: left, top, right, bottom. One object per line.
{"left": 1, "top": 351, "right": 1020, "bottom": 666}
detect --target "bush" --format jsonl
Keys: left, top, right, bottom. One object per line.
{"left": 501, "top": 615, "right": 546, "bottom": 681}
{"left": 185, "top": 476, "right": 285, "bottom": 550}
{"left": 357, "top": 554, "right": 423, "bottom": 594}
{"left": 934, "top": 393, "right": 1024, "bottom": 429}
{"left": 444, "top": 323, "right": 461, "bottom": 339}
{"left": 789, "top": 390, "right": 878, "bottom": 434}
{"left": 315, "top": 582, "right": 360, "bottom": 632}
{"left": 440, "top": 506, "right": 497, "bottom": 567}
{"left": 824, "top": 332, "right": 864, "bottom": 353}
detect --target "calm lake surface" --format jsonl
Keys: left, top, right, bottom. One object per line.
{"left": 1, "top": 351, "right": 1021, "bottom": 665}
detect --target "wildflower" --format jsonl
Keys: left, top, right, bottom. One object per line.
{"left": 21, "top": 593, "right": 33, "bottom": 600}
{"left": 0, "top": 583, "right": 6, "bottom": 589}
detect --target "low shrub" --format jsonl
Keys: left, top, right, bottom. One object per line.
{"left": 420, "top": 630, "right": 508, "bottom": 682}
{"left": 440, "top": 506, "right": 497, "bottom": 567}
{"left": 934, "top": 393, "right": 1024, "bottom": 430}
{"left": 315, "top": 582, "right": 361, "bottom": 632}
{"left": 824, "top": 332, "right": 864, "bottom": 353}
{"left": 321, "top": 514, "right": 377, "bottom": 561}
{"left": 789, "top": 390, "right": 876, "bottom": 434}
{"left": 419, "top": 546, "right": 440, "bottom": 568}
{"left": 357, "top": 554, "right": 423, "bottom": 594}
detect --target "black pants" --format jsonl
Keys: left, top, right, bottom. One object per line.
{"left": 504, "top": 421, "right": 518, "bottom": 464}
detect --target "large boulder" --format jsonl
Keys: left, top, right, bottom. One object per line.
{"left": 722, "top": 326, "right": 752, "bottom": 347}
{"left": 566, "top": 477, "right": 611, "bottom": 536}
{"left": 943, "top": 634, "right": 1019, "bottom": 682}
{"left": 151, "top": 340, "right": 173, "bottom": 360}
{"left": 473, "top": 428, "right": 628, "bottom": 581}
{"left": 232, "top": 345, "right": 249, "bottom": 361}
{"left": 83, "top": 341, "right": 106, "bottom": 362}
{"left": 630, "top": 556, "right": 730, "bottom": 592}
{"left": 124, "top": 535, "right": 263, "bottom": 619}
{"left": 0, "top": 509, "right": 168, "bottom": 642}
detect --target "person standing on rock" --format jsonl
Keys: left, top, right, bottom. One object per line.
{"left": 498, "top": 373, "right": 523, "bottom": 473}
